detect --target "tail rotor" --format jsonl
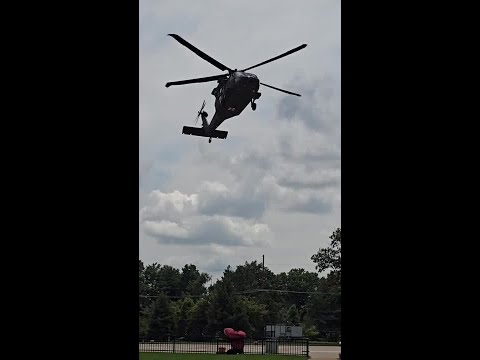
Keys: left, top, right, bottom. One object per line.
{"left": 194, "top": 100, "right": 207, "bottom": 126}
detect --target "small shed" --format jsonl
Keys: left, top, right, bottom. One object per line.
{"left": 264, "top": 324, "right": 303, "bottom": 339}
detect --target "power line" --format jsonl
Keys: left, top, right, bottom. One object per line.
{"left": 234, "top": 289, "right": 340, "bottom": 295}
{"left": 140, "top": 289, "right": 340, "bottom": 298}
{"left": 140, "top": 294, "right": 205, "bottom": 299}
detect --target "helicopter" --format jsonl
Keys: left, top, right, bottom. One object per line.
{"left": 165, "top": 34, "right": 307, "bottom": 143}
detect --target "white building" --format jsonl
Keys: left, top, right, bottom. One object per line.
{"left": 264, "top": 324, "right": 303, "bottom": 339}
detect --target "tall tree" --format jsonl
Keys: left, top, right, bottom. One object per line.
{"left": 147, "top": 293, "right": 176, "bottom": 339}
{"left": 176, "top": 297, "right": 195, "bottom": 337}
{"left": 139, "top": 250, "right": 342, "bottom": 340}
{"left": 180, "top": 264, "right": 211, "bottom": 297}
{"left": 287, "top": 304, "right": 300, "bottom": 324}
{"left": 157, "top": 265, "right": 182, "bottom": 298}
{"left": 229, "top": 261, "right": 274, "bottom": 292}
{"left": 144, "top": 262, "right": 162, "bottom": 300}
{"left": 275, "top": 268, "right": 320, "bottom": 312}
{"left": 187, "top": 298, "right": 210, "bottom": 337}
{"left": 139, "top": 308, "right": 150, "bottom": 338}
{"left": 307, "top": 228, "right": 341, "bottom": 340}
{"left": 206, "top": 272, "right": 237, "bottom": 335}
{"left": 235, "top": 296, "right": 268, "bottom": 337}
{"left": 139, "top": 260, "right": 148, "bottom": 309}
{"left": 311, "top": 228, "right": 341, "bottom": 279}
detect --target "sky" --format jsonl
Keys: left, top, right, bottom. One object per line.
{"left": 139, "top": 0, "right": 340, "bottom": 282}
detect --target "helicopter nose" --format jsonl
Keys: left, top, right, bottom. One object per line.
{"left": 249, "top": 77, "right": 260, "bottom": 90}
{"left": 242, "top": 76, "right": 259, "bottom": 87}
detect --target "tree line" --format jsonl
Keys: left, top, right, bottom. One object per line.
{"left": 139, "top": 228, "right": 341, "bottom": 341}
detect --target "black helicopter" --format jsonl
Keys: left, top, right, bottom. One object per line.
{"left": 165, "top": 34, "right": 307, "bottom": 143}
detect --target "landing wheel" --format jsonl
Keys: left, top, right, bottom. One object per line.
{"left": 208, "top": 138, "right": 212, "bottom": 143}
{"left": 251, "top": 102, "right": 257, "bottom": 111}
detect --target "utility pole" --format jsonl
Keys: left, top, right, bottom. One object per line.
{"left": 262, "top": 255, "right": 265, "bottom": 288}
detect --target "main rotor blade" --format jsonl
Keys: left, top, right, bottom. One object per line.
{"left": 241, "top": 44, "right": 307, "bottom": 72}
{"left": 168, "top": 34, "right": 231, "bottom": 72}
{"left": 260, "top": 82, "right": 301, "bottom": 97}
{"left": 166, "top": 74, "right": 227, "bottom": 88}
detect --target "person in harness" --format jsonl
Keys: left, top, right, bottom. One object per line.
{"left": 223, "top": 328, "right": 246, "bottom": 355}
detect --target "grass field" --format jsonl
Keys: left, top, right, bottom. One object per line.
{"left": 139, "top": 354, "right": 303, "bottom": 360}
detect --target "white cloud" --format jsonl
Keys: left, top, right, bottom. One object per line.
{"left": 196, "top": 181, "right": 266, "bottom": 219}
{"left": 144, "top": 220, "right": 189, "bottom": 239}
{"left": 140, "top": 190, "right": 198, "bottom": 222}
{"left": 277, "top": 75, "right": 341, "bottom": 134}
{"left": 259, "top": 175, "right": 333, "bottom": 214}
{"left": 193, "top": 216, "right": 271, "bottom": 246}
{"left": 142, "top": 214, "right": 271, "bottom": 247}
{"left": 277, "top": 167, "right": 340, "bottom": 190}
{"left": 140, "top": 185, "right": 272, "bottom": 246}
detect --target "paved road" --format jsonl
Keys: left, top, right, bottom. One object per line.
{"left": 308, "top": 346, "right": 341, "bottom": 360}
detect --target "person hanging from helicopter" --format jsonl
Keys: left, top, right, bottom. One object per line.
{"left": 211, "top": 78, "right": 225, "bottom": 96}
{"left": 211, "top": 78, "right": 228, "bottom": 107}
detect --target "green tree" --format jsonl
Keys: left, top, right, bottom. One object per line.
{"left": 139, "top": 260, "right": 152, "bottom": 338}
{"left": 143, "top": 263, "right": 183, "bottom": 299}
{"left": 157, "top": 265, "right": 182, "bottom": 298}
{"left": 287, "top": 304, "right": 300, "bottom": 324}
{"left": 139, "top": 307, "right": 150, "bottom": 338}
{"left": 305, "top": 290, "right": 340, "bottom": 334}
{"left": 147, "top": 293, "right": 176, "bottom": 339}
{"left": 229, "top": 262, "right": 280, "bottom": 325}
{"left": 139, "top": 254, "right": 342, "bottom": 339}
{"left": 206, "top": 272, "right": 237, "bottom": 335}
{"left": 139, "top": 260, "right": 148, "bottom": 310}
{"left": 307, "top": 228, "right": 341, "bottom": 340}
{"left": 236, "top": 296, "right": 268, "bottom": 337}
{"left": 187, "top": 298, "right": 210, "bottom": 337}
{"left": 274, "top": 268, "right": 320, "bottom": 313}
{"left": 144, "top": 263, "right": 162, "bottom": 292}
{"left": 229, "top": 261, "right": 274, "bottom": 292}
{"left": 311, "top": 228, "right": 341, "bottom": 277}
{"left": 304, "top": 325, "right": 320, "bottom": 339}
{"left": 176, "top": 297, "right": 195, "bottom": 337}
{"left": 181, "top": 264, "right": 211, "bottom": 297}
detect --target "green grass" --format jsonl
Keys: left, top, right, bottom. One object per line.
{"left": 139, "top": 353, "right": 303, "bottom": 360}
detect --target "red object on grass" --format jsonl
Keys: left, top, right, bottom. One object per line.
{"left": 223, "top": 328, "right": 246, "bottom": 352}
{"left": 231, "top": 338, "right": 245, "bottom": 350}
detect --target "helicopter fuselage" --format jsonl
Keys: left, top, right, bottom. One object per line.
{"left": 206, "top": 71, "right": 261, "bottom": 132}
{"left": 165, "top": 33, "right": 306, "bottom": 142}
